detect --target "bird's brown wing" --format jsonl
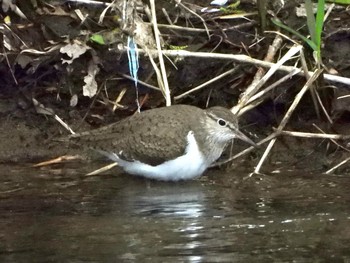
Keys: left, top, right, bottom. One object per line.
{"left": 68, "top": 115, "right": 191, "bottom": 166}
{"left": 67, "top": 105, "right": 202, "bottom": 165}
{"left": 111, "top": 130, "right": 189, "bottom": 166}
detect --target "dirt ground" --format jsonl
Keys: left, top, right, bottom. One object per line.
{"left": 0, "top": 0, "right": 350, "bottom": 174}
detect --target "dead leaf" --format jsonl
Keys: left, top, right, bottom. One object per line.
{"left": 83, "top": 60, "right": 99, "bottom": 98}
{"left": 60, "top": 41, "right": 90, "bottom": 64}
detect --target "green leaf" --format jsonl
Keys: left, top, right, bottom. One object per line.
{"left": 90, "top": 34, "right": 105, "bottom": 45}
{"left": 315, "top": 0, "right": 325, "bottom": 54}
{"left": 305, "top": 0, "right": 316, "bottom": 43}
{"left": 326, "top": 0, "right": 350, "bottom": 4}
{"left": 271, "top": 18, "right": 317, "bottom": 51}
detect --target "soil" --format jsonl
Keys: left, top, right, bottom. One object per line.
{"left": 0, "top": 0, "right": 349, "bottom": 174}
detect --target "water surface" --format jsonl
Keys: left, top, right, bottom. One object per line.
{"left": 0, "top": 163, "right": 349, "bottom": 262}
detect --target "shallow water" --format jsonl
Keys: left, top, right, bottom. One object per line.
{"left": 0, "top": 163, "right": 350, "bottom": 262}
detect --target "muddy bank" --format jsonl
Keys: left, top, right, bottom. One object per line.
{"left": 0, "top": 99, "right": 345, "bottom": 175}
{"left": 0, "top": 0, "right": 350, "bottom": 174}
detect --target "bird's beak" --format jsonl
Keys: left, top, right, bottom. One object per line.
{"left": 234, "top": 129, "right": 257, "bottom": 147}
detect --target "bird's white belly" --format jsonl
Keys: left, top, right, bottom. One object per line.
{"left": 107, "top": 131, "right": 209, "bottom": 181}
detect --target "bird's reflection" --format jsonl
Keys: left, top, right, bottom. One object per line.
{"left": 115, "top": 180, "right": 208, "bottom": 262}
{"left": 119, "top": 181, "right": 207, "bottom": 218}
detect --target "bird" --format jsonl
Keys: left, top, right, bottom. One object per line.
{"left": 67, "top": 104, "right": 255, "bottom": 181}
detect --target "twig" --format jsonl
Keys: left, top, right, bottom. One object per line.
{"left": 232, "top": 43, "right": 301, "bottom": 114}
{"left": 253, "top": 68, "right": 324, "bottom": 173}
{"left": 162, "top": 8, "right": 173, "bottom": 25}
{"left": 118, "top": 73, "right": 160, "bottom": 91}
{"left": 144, "top": 21, "right": 256, "bottom": 33}
{"left": 54, "top": 115, "right": 76, "bottom": 135}
{"left": 234, "top": 69, "right": 302, "bottom": 116}
{"left": 2, "top": 47, "right": 17, "bottom": 85}
{"left": 146, "top": 22, "right": 207, "bottom": 32}
{"left": 120, "top": 48, "right": 350, "bottom": 86}
{"left": 112, "top": 88, "right": 127, "bottom": 112}
{"left": 33, "top": 155, "right": 82, "bottom": 167}
{"left": 299, "top": 48, "right": 321, "bottom": 119}
{"left": 86, "top": 163, "right": 118, "bottom": 175}
{"left": 174, "top": 0, "right": 210, "bottom": 38}
{"left": 149, "top": 0, "right": 171, "bottom": 106}
{"left": 67, "top": 0, "right": 109, "bottom": 6}
{"left": 278, "top": 130, "right": 350, "bottom": 140}
{"left": 314, "top": 88, "right": 333, "bottom": 123}
{"left": 325, "top": 156, "right": 350, "bottom": 174}
{"left": 174, "top": 67, "right": 240, "bottom": 100}
{"left": 240, "top": 35, "right": 283, "bottom": 105}
{"left": 98, "top": 0, "right": 115, "bottom": 24}
{"left": 245, "top": 69, "right": 301, "bottom": 104}
{"left": 213, "top": 133, "right": 277, "bottom": 167}
{"left": 312, "top": 124, "right": 350, "bottom": 152}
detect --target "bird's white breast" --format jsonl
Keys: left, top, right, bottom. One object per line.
{"left": 106, "top": 131, "right": 209, "bottom": 181}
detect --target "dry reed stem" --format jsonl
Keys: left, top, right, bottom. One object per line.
{"left": 173, "top": 0, "right": 210, "bottom": 38}
{"left": 278, "top": 130, "right": 350, "bottom": 140}
{"left": 213, "top": 133, "right": 277, "bottom": 167}
{"left": 174, "top": 67, "right": 240, "bottom": 100}
{"left": 98, "top": 0, "right": 115, "bottom": 24}
{"left": 112, "top": 88, "right": 127, "bottom": 112}
{"left": 149, "top": 0, "right": 171, "bottom": 106}
{"left": 232, "top": 44, "right": 302, "bottom": 114}
{"left": 254, "top": 68, "right": 324, "bottom": 173}
{"left": 86, "top": 163, "right": 119, "bottom": 176}
{"left": 125, "top": 48, "right": 350, "bottom": 86}
{"left": 231, "top": 35, "right": 284, "bottom": 114}
{"left": 238, "top": 68, "right": 302, "bottom": 115}
{"left": 299, "top": 48, "right": 321, "bottom": 119}
{"left": 117, "top": 73, "right": 160, "bottom": 91}
{"left": 33, "top": 155, "right": 83, "bottom": 167}
{"left": 54, "top": 115, "right": 76, "bottom": 135}
{"left": 325, "top": 157, "right": 350, "bottom": 174}
{"left": 273, "top": 125, "right": 350, "bottom": 175}
{"left": 312, "top": 124, "right": 350, "bottom": 152}
{"left": 146, "top": 21, "right": 256, "bottom": 33}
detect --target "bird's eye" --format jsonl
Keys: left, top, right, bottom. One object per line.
{"left": 217, "top": 118, "right": 227, "bottom": 126}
